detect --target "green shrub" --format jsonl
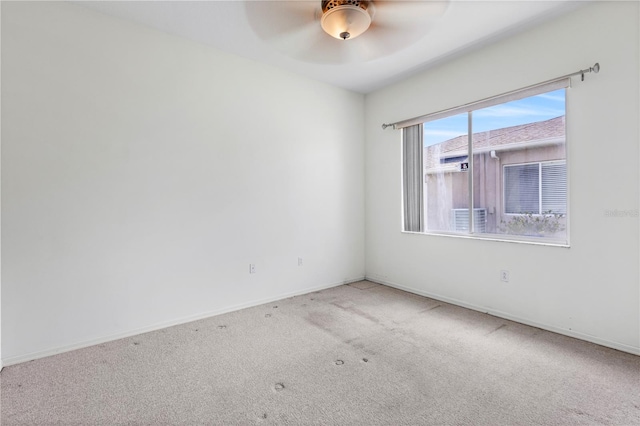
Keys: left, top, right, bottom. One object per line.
{"left": 499, "top": 211, "right": 565, "bottom": 237}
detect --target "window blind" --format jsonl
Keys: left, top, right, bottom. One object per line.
{"left": 402, "top": 124, "right": 424, "bottom": 232}
{"left": 541, "top": 163, "right": 567, "bottom": 214}
{"left": 505, "top": 164, "right": 540, "bottom": 214}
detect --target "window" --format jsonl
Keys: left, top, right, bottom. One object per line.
{"left": 402, "top": 79, "right": 569, "bottom": 245}
{"left": 504, "top": 161, "right": 567, "bottom": 215}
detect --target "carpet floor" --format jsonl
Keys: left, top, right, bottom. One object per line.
{"left": 1, "top": 281, "right": 639, "bottom": 425}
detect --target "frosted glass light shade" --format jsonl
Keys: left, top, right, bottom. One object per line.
{"left": 321, "top": 5, "right": 371, "bottom": 40}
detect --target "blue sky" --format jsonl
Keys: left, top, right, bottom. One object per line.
{"left": 423, "top": 89, "right": 566, "bottom": 146}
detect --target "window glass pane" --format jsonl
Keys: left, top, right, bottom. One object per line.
{"left": 541, "top": 162, "right": 567, "bottom": 214}
{"left": 423, "top": 113, "right": 469, "bottom": 233}
{"left": 504, "top": 164, "right": 540, "bottom": 214}
{"left": 415, "top": 88, "right": 567, "bottom": 243}
{"left": 470, "top": 88, "right": 567, "bottom": 240}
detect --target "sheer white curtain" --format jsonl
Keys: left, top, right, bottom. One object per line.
{"left": 402, "top": 124, "right": 423, "bottom": 232}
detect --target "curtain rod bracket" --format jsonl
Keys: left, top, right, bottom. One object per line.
{"left": 582, "top": 62, "right": 600, "bottom": 81}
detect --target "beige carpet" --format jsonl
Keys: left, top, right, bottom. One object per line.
{"left": 2, "top": 281, "right": 639, "bottom": 425}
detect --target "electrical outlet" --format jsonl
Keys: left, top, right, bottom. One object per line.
{"left": 501, "top": 270, "right": 509, "bottom": 282}
{"left": 249, "top": 264, "right": 256, "bottom": 274}
{"left": 298, "top": 257, "right": 303, "bottom": 266}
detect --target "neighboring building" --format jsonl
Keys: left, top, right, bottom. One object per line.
{"left": 424, "top": 116, "right": 566, "bottom": 236}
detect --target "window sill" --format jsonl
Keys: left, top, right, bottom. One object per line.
{"left": 401, "top": 230, "right": 570, "bottom": 248}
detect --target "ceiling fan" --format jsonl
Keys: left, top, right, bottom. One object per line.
{"left": 245, "top": 0, "right": 450, "bottom": 64}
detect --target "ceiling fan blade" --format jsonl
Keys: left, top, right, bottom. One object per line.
{"left": 345, "top": 1, "right": 450, "bottom": 61}
{"left": 245, "top": 1, "right": 320, "bottom": 41}
{"left": 371, "top": 0, "right": 450, "bottom": 28}
{"left": 294, "top": 34, "right": 356, "bottom": 63}
{"left": 244, "top": 0, "right": 452, "bottom": 64}
{"left": 246, "top": 0, "right": 361, "bottom": 64}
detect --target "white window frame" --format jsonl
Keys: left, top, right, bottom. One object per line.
{"left": 399, "top": 78, "right": 571, "bottom": 247}
{"left": 503, "top": 160, "right": 567, "bottom": 216}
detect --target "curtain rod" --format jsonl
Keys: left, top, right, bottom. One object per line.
{"left": 381, "top": 63, "right": 600, "bottom": 130}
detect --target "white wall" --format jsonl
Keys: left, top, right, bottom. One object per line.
{"left": 365, "top": 1, "right": 640, "bottom": 354}
{"left": 1, "top": 2, "right": 365, "bottom": 364}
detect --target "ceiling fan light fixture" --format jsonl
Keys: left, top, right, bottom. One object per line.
{"left": 321, "top": 1, "right": 371, "bottom": 41}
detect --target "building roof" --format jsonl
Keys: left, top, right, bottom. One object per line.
{"left": 424, "top": 115, "right": 565, "bottom": 170}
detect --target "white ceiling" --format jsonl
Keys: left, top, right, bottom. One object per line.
{"left": 75, "top": 1, "right": 586, "bottom": 94}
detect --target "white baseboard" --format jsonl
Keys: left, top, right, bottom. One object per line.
{"left": 366, "top": 276, "right": 640, "bottom": 357}
{"left": 1, "top": 276, "right": 365, "bottom": 367}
